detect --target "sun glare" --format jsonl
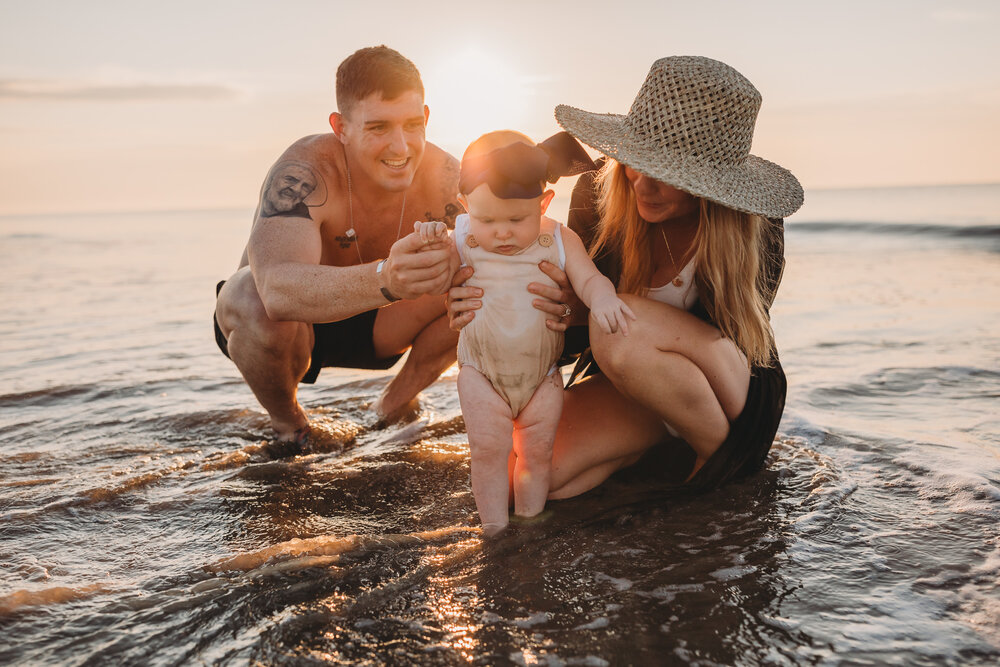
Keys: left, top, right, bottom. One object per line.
{"left": 422, "top": 45, "right": 538, "bottom": 157}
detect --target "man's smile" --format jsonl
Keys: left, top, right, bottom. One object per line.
{"left": 382, "top": 157, "right": 410, "bottom": 170}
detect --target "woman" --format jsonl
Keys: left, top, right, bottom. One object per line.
{"left": 448, "top": 56, "right": 803, "bottom": 496}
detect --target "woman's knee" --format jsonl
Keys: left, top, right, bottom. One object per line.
{"left": 591, "top": 297, "right": 705, "bottom": 376}
{"left": 590, "top": 315, "right": 647, "bottom": 380}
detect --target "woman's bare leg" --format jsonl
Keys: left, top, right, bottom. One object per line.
{"left": 595, "top": 294, "right": 750, "bottom": 472}
{"left": 547, "top": 373, "right": 667, "bottom": 499}
{"left": 547, "top": 294, "right": 751, "bottom": 498}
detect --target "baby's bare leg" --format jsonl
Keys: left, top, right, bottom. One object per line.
{"left": 511, "top": 372, "right": 564, "bottom": 519}
{"left": 457, "top": 366, "right": 514, "bottom": 535}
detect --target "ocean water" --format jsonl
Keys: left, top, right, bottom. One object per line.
{"left": 1, "top": 184, "right": 998, "bottom": 665}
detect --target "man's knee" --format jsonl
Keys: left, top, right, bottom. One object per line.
{"left": 375, "top": 306, "right": 457, "bottom": 360}
{"left": 216, "top": 269, "right": 262, "bottom": 335}
{"left": 218, "top": 272, "right": 311, "bottom": 357}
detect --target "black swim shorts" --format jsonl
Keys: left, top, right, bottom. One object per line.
{"left": 213, "top": 280, "right": 404, "bottom": 384}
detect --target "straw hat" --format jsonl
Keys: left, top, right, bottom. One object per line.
{"left": 555, "top": 56, "right": 803, "bottom": 219}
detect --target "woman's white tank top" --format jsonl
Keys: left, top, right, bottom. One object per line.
{"left": 646, "top": 259, "right": 698, "bottom": 311}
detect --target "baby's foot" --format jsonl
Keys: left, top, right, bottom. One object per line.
{"left": 480, "top": 522, "right": 508, "bottom": 538}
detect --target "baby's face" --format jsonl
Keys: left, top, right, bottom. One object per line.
{"left": 462, "top": 184, "right": 547, "bottom": 255}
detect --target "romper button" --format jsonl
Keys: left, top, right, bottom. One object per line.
{"left": 538, "top": 234, "right": 554, "bottom": 247}
{"left": 466, "top": 235, "right": 479, "bottom": 248}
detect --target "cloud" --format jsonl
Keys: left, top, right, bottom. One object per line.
{"left": 0, "top": 79, "right": 241, "bottom": 102}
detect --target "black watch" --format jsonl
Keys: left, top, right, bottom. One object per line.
{"left": 376, "top": 259, "right": 400, "bottom": 302}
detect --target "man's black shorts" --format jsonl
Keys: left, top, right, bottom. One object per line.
{"left": 213, "top": 280, "right": 403, "bottom": 384}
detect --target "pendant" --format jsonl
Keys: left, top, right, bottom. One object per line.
{"left": 673, "top": 277, "right": 684, "bottom": 287}
{"left": 336, "top": 227, "right": 358, "bottom": 249}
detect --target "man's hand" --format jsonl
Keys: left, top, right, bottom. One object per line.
{"left": 528, "top": 260, "right": 586, "bottom": 332}
{"left": 382, "top": 231, "right": 454, "bottom": 300}
{"left": 446, "top": 266, "right": 480, "bottom": 331}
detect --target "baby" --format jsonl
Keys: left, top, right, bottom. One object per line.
{"left": 416, "top": 131, "right": 635, "bottom": 535}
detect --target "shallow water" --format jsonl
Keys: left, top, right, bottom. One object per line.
{"left": 2, "top": 185, "right": 999, "bottom": 665}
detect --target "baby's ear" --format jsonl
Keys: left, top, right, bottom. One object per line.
{"left": 539, "top": 189, "right": 556, "bottom": 214}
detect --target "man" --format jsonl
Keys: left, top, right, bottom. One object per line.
{"left": 214, "top": 46, "right": 461, "bottom": 443}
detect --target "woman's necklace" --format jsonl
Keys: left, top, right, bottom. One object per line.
{"left": 344, "top": 154, "right": 407, "bottom": 264}
{"left": 659, "top": 224, "right": 685, "bottom": 287}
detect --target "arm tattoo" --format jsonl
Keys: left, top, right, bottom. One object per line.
{"left": 259, "top": 160, "right": 327, "bottom": 219}
{"left": 424, "top": 202, "right": 461, "bottom": 230}
{"left": 424, "top": 157, "right": 461, "bottom": 229}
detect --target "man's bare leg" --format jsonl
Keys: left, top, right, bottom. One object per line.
{"left": 218, "top": 278, "right": 458, "bottom": 435}
{"left": 458, "top": 366, "right": 514, "bottom": 535}
{"left": 372, "top": 295, "right": 458, "bottom": 419}
{"left": 216, "top": 267, "right": 313, "bottom": 441}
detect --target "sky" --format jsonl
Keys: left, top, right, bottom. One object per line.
{"left": 0, "top": 0, "right": 998, "bottom": 215}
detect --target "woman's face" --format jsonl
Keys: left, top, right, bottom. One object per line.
{"left": 624, "top": 166, "right": 698, "bottom": 222}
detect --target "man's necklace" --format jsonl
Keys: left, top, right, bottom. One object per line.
{"left": 344, "top": 154, "right": 407, "bottom": 264}
{"left": 660, "top": 224, "right": 685, "bottom": 287}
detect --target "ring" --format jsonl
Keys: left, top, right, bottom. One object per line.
{"left": 561, "top": 304, "right": 572, "bottom": 319}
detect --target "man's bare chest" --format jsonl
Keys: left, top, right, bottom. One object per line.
{"left": 317, "top": 199, "right": 420, "bottom": 266}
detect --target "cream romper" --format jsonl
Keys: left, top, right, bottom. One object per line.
{"left": 454, "top": 214, "right": 566, "bottom": 417}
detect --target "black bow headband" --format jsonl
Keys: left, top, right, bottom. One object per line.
{"left": 459, "top": 131, "right": 596, "bottom": 199}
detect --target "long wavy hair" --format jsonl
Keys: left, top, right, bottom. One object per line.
{"left": 589, "top": 159, "right": 777, "bottom": 367}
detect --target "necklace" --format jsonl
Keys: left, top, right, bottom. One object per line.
{"left": 344, "top": 152, "right": 407, "bottom": 264}
{"left": 659, "top": 224, "right": 685, "bottom": 287}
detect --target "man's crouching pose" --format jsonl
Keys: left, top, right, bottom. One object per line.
{"left": 213, "top": 46, "right": 461, "bottom": 442}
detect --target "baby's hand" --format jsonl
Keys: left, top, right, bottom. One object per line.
{"left": 589, "top": 293, "right": 637, "bottom": 336}
{"left": 413, "top": 220, "right": 449, "bottom": 247}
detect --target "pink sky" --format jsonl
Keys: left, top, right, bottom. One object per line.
{"left": 1, "top": 0, "right": 997, "bottom": 215}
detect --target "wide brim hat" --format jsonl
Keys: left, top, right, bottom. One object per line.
{"left": 555, "top": 56, "right": 803, "bottom": 219}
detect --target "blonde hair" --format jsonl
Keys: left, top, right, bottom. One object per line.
{"left": 590, "top": 160, "right": 777, "bottom": 367}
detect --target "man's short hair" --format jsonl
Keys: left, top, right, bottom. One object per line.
{"left": 336, "top": 46, "right": 424, "bottom": 116}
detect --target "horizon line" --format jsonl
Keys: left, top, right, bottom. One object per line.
{"left": 2, "top": 180, "right": 999, "bottom": 220}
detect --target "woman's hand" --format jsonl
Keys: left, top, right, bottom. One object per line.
{"left": 446, "top": 265, "right": 481, "bottom": 331}
{"left": 529, "top": 260, "right": 586, "bottom": 332}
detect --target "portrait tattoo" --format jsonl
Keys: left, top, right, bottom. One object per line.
{"left": 260, "top": 160, "right": 327, "bottom": 219}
